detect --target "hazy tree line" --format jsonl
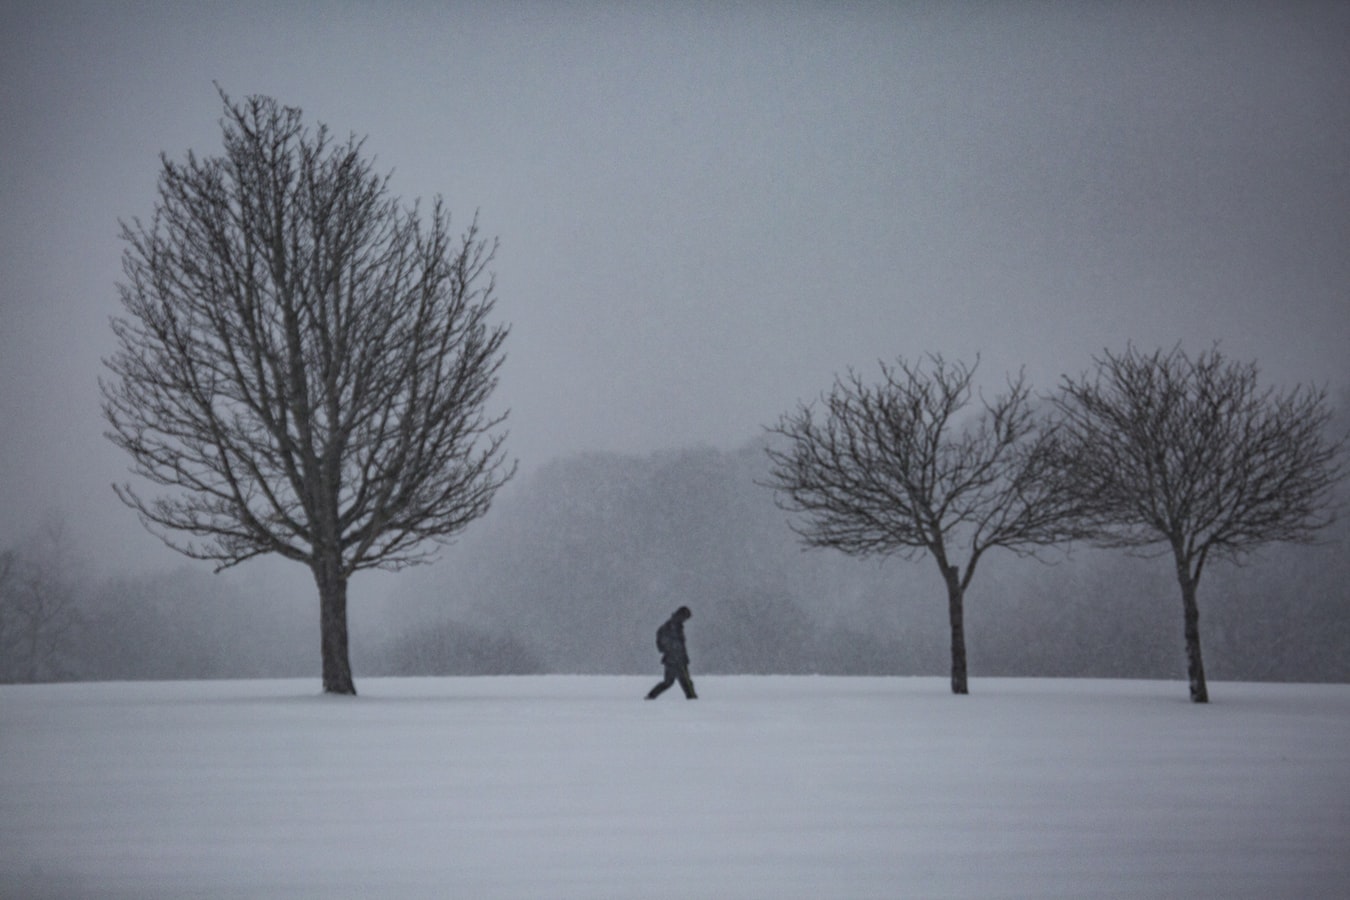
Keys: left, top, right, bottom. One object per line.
{"left": 3, "top": 417, "right": 1346, "bottom": 685}
{"left": 389, "top": 425, "right": 1350, "bottom": 685}
{"left": 0, "top": 540, "right": 312, "bottom": 683}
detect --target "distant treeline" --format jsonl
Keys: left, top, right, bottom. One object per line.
{"left": 4, "top": 437, "right": 1347, "bottom": 684}
{"left": 386, "top": 435, "right": 1350, "bottom": 683}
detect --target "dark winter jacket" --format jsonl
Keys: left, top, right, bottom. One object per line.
{"left": 656, "top": 615, "right": 689, "bottom": 667}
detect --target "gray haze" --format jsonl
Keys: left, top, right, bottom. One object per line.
{"left": 2, "top": 2, "right": 1348, "bottom": 599}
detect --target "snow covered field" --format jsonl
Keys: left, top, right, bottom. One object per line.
{"left": 2, "top": 676, "right": 1347, "bottom": 899}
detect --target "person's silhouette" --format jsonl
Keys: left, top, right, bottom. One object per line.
{"left": 645, "top": 606, "right": 696, "bottom": 699}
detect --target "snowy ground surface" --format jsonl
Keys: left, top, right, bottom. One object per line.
{"left": 2, "top": 676, "right": 1348, "bottom": 899}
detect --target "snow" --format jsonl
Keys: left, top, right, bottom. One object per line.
{"left": 2, "top": 676, "right": 1347, "bottom": 899}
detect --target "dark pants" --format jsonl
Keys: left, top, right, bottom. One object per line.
{"left": 646, "top": 662, "right": 697, "bottom": 699}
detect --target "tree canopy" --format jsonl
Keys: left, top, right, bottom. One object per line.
{"left": 101, "top": 91, "right": 513, "bottom": 693}
{"left": 764, "top": 356, "right": 1088, "bottom": 693}
{"left": 1054, "top": 344, "right": 1345, "bottom": 701}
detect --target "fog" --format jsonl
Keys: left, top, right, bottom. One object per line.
{"left": 383, "top": 436, "right": 1350, "bottom": 683}
{"left": 7, "top": 434, "right": 1348, "bottom": 685}
{"left": 1, "top": 3, "right": 1347, "bottom": 680}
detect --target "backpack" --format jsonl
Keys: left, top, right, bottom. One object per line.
{"left": 656, "top": 621, "right": 677, "bottom": 656}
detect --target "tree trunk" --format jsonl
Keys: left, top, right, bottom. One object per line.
{"left": 1178, "top": 575, "right": 1208, "bottom": 703}
{"left": 943, "top": 564, "right": 968, "bottom": 695}
{"left": 314, "top": 560, "right": 356, "bottom": 695}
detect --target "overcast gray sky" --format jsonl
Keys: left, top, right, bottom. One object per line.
{"left": 2, "top": 1, "right": 1347, "bottom": 572}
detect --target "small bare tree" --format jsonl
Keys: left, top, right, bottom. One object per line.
{"left": 764, "top": 356, "right": 1088, "bottom": 694}
{"left": 1054, "top": 345, "right": 1345, "bottom": 703}
{"left": 0, "top": 548, "right": 20, "bottom": 680}
{"left": 0, "top": 522, "right": 83, "bottom": 683}
{"left": 101, "top": 91, "right": 514, "bottom": 694}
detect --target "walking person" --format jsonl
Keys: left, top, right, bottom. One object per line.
{"left": 645, "top": 606, "right": 697, "bottom": 699}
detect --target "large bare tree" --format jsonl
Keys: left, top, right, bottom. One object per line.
{"left": 1054, "top": 345, "right": 1345, "bottom": 703}
{"left": 101, "top": 91, "right": 514, "bottom": 694}
{"left": 764, "top": 356, "right": 1087, "bottom": 694}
